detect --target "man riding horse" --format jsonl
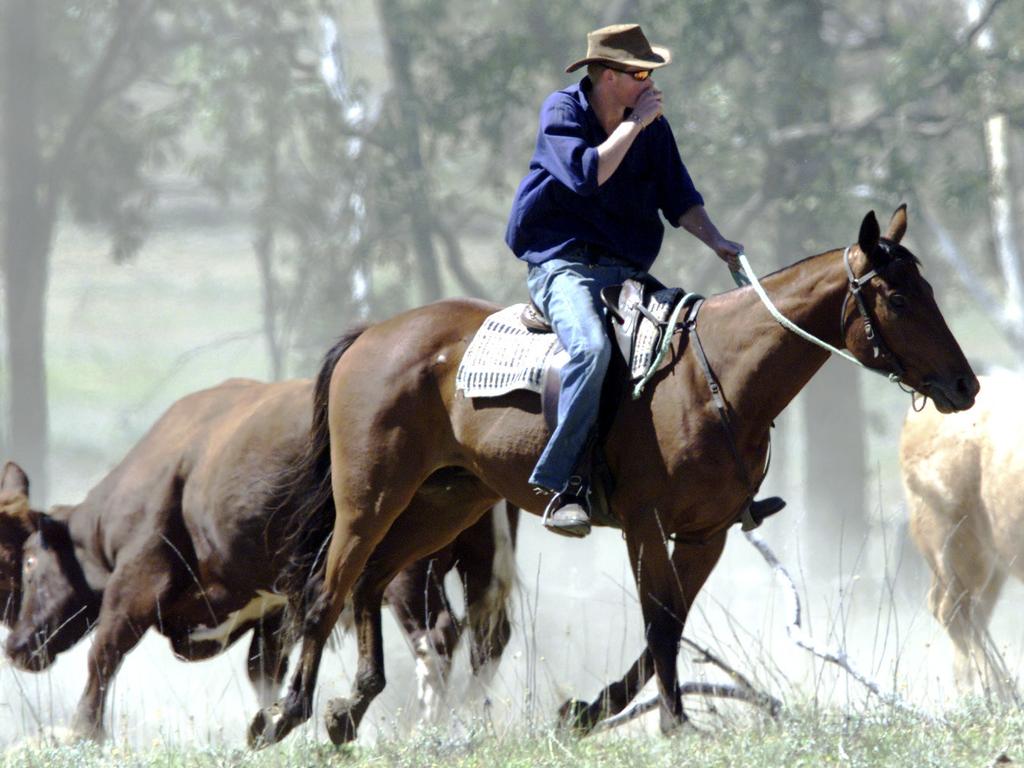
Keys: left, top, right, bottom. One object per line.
{"left": 507, "top": 23, "right": 784, "bottom": 536}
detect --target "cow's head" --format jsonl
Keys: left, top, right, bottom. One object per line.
{"left": 4, "top": 496, "right": 100, "bottom": 671}
{"left": 0, "top": 462, "right": 39, "bottom": 627}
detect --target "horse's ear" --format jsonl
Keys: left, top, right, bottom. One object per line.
{"left": 886, "top": 204, "right": 908, "bottom": 243}
{"left": 0, "top": 462, "right": 29, "bottom": 499}
{"left": 858, "top": 211, "right": 880, "bottom": 256}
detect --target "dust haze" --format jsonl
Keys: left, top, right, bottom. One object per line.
{"left": 2, "top": 0, "right": 1023, "bottom": 749}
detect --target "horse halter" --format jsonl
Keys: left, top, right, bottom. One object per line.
{"left": 839, "top": 244, "right": 907, "bottom": 383}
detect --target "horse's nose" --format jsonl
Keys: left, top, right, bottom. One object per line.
{"left": 956, "top": 374, "right": 980, "bottom": 404}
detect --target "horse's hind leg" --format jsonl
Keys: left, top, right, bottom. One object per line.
{"left": 248, "top": 448, "right": 428, "bottom": 747}
{"left": 937, "top": 566, "right": 1008, "bottom": 699}
{"left": 323, "top": 487, "right": 498, "bottom": 744}
{"left": 322, "top": 570, "right": 389, "bottom": 744}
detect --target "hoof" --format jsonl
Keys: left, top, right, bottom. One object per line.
{"left": 248, "top": 703, "right": 293, "bottom": 749}
{"left": 659, "top": 708, "right": 689, "bottom": 736}
{"left": 69, "top": 719, "right": 105, "bottom": 744}
{"left": 324, "top": 697, "right": 359, "bottom": 745}
{"left": 557, "top": 698, "right": 596, "bottom": 734}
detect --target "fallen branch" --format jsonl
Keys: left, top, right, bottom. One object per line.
{"left": 593, "top": 679, "right": 781, "bottom": 732}
{"left": 742, "top": 530, "right": 941, "bottom": 722}
{"left": 593, "top": 634, "right": 782, "bottom": 732}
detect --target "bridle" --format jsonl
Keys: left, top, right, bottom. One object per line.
{"left": 838, "top": 243, "right": 908, "bottom": 384}
{"left": 669, "top": 245, "right": 921, "bottom": 544}
{"left": 736, "top": 248, "right": 912, "bottom": 387}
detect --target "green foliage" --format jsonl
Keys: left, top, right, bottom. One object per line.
{"left": 24, "top": 0, "right": 1024, "bottom": 356}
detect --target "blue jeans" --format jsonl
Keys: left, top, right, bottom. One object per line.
{"left": 526, "top": 255, "right": 643, "bottom": 491}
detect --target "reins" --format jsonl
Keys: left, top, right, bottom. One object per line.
{"left": 666, "top": 246, "right": 920, "bottom": 544}
{"left": 732, "top": 250, "right": 905, "bottom": 384}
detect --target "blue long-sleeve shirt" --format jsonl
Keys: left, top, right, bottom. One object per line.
{"left": 506, "top": 78, "right": 704, "bottom": 272}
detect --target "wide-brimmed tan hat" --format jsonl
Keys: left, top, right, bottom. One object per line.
{"left": 565, "top": 23, "right": 671, "bottom": 74}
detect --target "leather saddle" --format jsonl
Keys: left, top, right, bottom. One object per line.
{"left": 520, "top": 278, "right": 701, "bottom": 530}
{"left": 522, "top": 275, "right": 696, "bottom": 431}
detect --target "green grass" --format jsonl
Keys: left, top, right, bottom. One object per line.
{"left": 5, "top": 703, "right": 1024, "bottom": 768}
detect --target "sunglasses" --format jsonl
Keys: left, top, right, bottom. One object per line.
{"left": 610, "top": 67, "right": 652, "bottom": 82}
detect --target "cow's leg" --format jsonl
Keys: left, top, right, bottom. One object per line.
{"left": 460, "top": 503, "right": 519, "bottom": 686}
{"left": 559, "top": 530, "right": 727, "bottom": 733}
{"left": 934, "top": 566, "right": 1007, "bottom": 697}
{"left": 322, "top": 490, "right": 497, "bottom": 745}
{"left": 386, "top": 552, "right": 460, "bottom": 723}
{"left": 921, "top": 515, "right": 1007, "bottom": 697}
{"left": 71, "top": 556, "right": 176, "bottom": 740}
{"left": 246, "top": 610, "right": 290, "bottom": 708}
{"left": 968, "top": 568, "right": 1010, "bottom": 701}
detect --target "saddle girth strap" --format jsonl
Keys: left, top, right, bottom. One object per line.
{"left": 682, "top": 301, "right": 761, "bottom": 540}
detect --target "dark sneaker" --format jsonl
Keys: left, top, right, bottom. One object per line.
{"left": 542, "top": 476, "right": 592, "bottom": 538}
{"left": 740, "top": 496, "right": 787, "bottom": 531}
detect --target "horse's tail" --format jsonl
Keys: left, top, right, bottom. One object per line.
{"left": 271, "top": 328, "right": 365, "bottom": 611}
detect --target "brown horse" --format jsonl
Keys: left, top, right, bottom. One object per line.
{"left": 901, "top": 373, "right": 1022, "bottom": 701}
{"left": 249, "top": 206, "right": 978, "bottom": 747}
{"left": 1, "top": 379, "right": 518, "bottom": 740}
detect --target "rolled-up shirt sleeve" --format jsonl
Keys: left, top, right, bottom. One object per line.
{"left": 534, "top": 96, "right": 600, "bottom": 197}
{"left": 655, "top": 121, "right": 704, "bottom": 226}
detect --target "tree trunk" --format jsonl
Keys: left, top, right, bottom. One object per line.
{"left": 253, "top": 13, "right": 285, "bottom": 381}
{"left": 3, "top": 0, "right": 51, "bottom": 502}
{"left": 377, "top": 0, "right": 443, "bottom": 304}
{"left": 966, "top": 0, "right": 1024, "bottom": 340}
{"left": 982, "top": 115, "right": 1023, "bottom": 336}
{"left": 765, "top": 0, "right": 868, "bottom": 574}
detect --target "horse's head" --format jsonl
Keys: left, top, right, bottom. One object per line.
{"left": 841, "top": 205, "right": 978, "bottom": 413}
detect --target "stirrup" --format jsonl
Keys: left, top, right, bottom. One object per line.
{"left": 542, "top": 476, "right": 592, "bottom": 538}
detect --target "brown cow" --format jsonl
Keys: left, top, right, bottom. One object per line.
{"left": 0, "top": 462, "right": 36, "bottom": 626}
{"left": 1, "top": 378, "right": 518, "bottom": 740}
{"left": 901, "top": 373, "right": 1018, "bottom": 701}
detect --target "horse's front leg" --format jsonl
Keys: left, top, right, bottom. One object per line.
{"left": 630, "top": 519, "right": 728, "bottom": 735}
{"left": 560, "top": 528, "right": 728, "bottom": 734}
{"left": 558, "top": 648, "right": 653, "bottom": 733}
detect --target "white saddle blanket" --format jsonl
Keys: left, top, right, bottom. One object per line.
{"left": 455, "top": 304, "right": 561, "bottom": 398}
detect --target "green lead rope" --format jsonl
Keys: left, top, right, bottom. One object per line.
{"left": 631, "top": 292, "right": 699, "bottom": 400}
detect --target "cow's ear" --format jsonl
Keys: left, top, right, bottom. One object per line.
{"left": 37, "top": 514, "right": 68, "bottom": 551}
{"left": 0, "top": 462, "right": 29, "bottom": 499}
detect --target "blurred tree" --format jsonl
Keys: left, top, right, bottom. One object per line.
{"left": 182, "top": 2, "right": 373, "bottom": 377}
{"left": 1, "top": 0, "right": 187, "bottom": 502}
{"left": 906, "top": 0, "right": 1024, "bottom": 351}
{"left": 767, "top": 0, "right": 869, "bottom": 568}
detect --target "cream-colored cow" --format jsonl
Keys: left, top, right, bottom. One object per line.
{"left": 901, "top": 373, "right": 1020, "bottom": 700}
